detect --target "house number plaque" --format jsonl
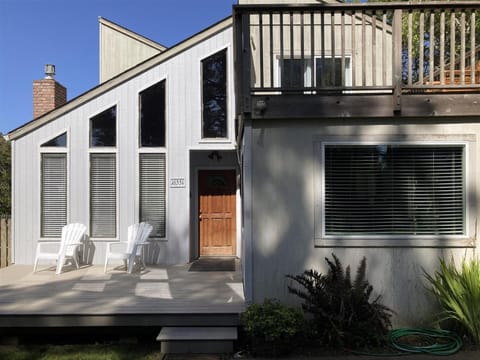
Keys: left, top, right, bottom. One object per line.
{"left": 170, "top": 177, "right": 186, "bottom": 188}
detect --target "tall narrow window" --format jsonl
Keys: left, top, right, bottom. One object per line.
{"left": 90, "top": 153, "right": 116, "bottom": 238}
{"left": 202, "top": 49, "right": 227, "bottom": 138}
{"left": 90, "top": 106, "right": 116, "bottom": 147}
{"left": 41, "top": 153, "right": 67, "bottom": 237}
{"left": 140, "top": 81, "right": 166, "bottom": 147}
{"left": 139, "top": 153, "right": 166, "bottom": 238}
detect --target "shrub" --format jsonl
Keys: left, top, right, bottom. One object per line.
{"left": 287, "top": 254, "right": 393, "bottom": 349}
{"left": 242, "top": 298, "right": 304, "bottom": 355}
{"left": 424, "top": 256, "right": 480, "bottom": 344}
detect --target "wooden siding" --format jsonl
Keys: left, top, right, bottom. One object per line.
{"left": 99, "top": 18, "right": 165, "bottom": 83}
{"left": 11, "top": 25, "right": 236, "bottom": 265}
{"left": 247, "top": 119, "right": 480, "bottom": 326}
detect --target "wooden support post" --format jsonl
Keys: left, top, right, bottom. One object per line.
{"left": 392, "top": 9, "right": 403, "bottom": 114}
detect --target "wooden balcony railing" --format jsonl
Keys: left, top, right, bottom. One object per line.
{"left": 234, "top": 1, "right": 480, "bottom": 114}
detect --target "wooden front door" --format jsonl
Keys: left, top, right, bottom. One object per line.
{"left": 198, "top": 170, "right": 236, "bottom": 256}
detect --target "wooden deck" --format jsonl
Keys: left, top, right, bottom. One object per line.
{"left": 0, "top": 261, "right": 245, "bottom": 327}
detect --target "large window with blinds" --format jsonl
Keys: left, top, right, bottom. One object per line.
{"left": 41, "top": 153, "right": 67, "bottom": 237}
{"left": 323, "top": 144, "right": 465, "bottom": 237}
{"left": 90, "top": 153, "right": 116, "bottom": 238}
{"left": 139, "top": 153, "right": 166, "bottom": 238}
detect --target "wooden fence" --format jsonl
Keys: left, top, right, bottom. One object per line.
{"left": 0, "top": 216, "right": 11, "bottom": 268}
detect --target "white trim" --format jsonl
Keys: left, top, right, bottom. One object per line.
{"left": 88, "top": 103, "right": 118, "bottom": 149}
{"left": 10, "top": 140, "right": 15, "bottom": 262}
{"left": 274, "top": 53, "right": 353, "bottom": 88}
{"left": 199, "top": 46, "right": 231, "bottom": 142}
{"left": 314, "top": 139, "right": 475, "bottom": 247}
{"left": 138, "top": 77, "right": 168, "bottom": 150}
{"left": 38, "top": 127, "right": 70, "bottom": 241}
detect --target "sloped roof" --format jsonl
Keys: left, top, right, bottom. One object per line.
{"left": 5, "top": 16, "right": 232, "bottom": 141}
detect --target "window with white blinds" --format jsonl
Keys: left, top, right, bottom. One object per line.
{"left": 90, "top": 153, "right": 116, "bottom": 238}
{"left": 324, "top": 144, "right": 465, "bottom": 236}
{"left": 41, "top": 153, "right": 67, "bottom": 237}
{"left": 139, "top": 153, "right": 166, "bottom": 238}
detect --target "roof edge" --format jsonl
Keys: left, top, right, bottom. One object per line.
{"left": 99, "top": 17, "right": 167, "bottom": 52}
{"left": 6, "top": 16, "right": 233, "bottom": 141}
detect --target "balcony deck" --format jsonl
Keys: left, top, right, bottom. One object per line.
{"left": 234, "top": 1, "right": 480, "bottom": 120}
{"left": 0, "top": 261, "right": 245, "bottom": 327}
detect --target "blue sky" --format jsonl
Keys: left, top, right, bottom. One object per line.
{"left": 0, "top": 0, "right": 236, "bottom": 134}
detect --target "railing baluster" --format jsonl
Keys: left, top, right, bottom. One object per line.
{"left": 341, "top": 10, "right": 346, "bottom": 87}
{"left": 461, "top": 10, "right": 466, "bottom": 85}
{"left": 301, "top": 11, "right": 305, "bottom": 87}
{"left": 289, "top": 12, "right": 294, "bottom": 87}
{"left": 471, "top": 11, "right": 476, "bottom": 84}
{"left": 259, "top": 13, "right": 264, "bottom": 89}
{"left": 362, "top": 10, "right": 366, "bottom": 86}
{"left": 419, "top": 10, "right": 425, "bottom": 85}
{"left": 450, "top": 10, "right": 456, "bottom": 85}
{"left": 280, "top": 12, "right": 284, "bottom": 88}
{"left": 311, "top": 11, "right": 315, "bottom": 88}
{"left": 351, "top": 10, "right": 356, "bottom": 87}
{"left": 372, "top": 10, "right": 377, "bottom": 86}
{"left": 408, "top": 11, "right": 413, "bottom": 85}
{"left": 269, "top": 12, "right": 274, "bottom": 88}
{"left": 321, "top": 11, "right": 325, "bottom": 87}
{"left": 440, "top": 10, "right": 445, "bottom": 85}
{"left": 331, "top": 11, "right": 336, "bottom": 86}
{"left": 382, "top": 11, "right": 387, "bottom": 86}
{"left": 429, "top": 11, "right": 435, "bottom": 85}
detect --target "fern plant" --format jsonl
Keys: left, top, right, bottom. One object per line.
{"left": 424, "top": 256, "right": 480, "bottom": 344}
{"left": 287, "top": 254, "right": 392, "bottom": 348}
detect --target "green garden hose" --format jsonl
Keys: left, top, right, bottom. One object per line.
{"left": 387, "top": 328, "right": 463, "bottom": 356}
{"left": 350, "top": 328, "right": 463, "bottom": 357}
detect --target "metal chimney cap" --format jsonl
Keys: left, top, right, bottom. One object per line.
{"left": 44, "top": 64, "right": 56, "bottom": 79}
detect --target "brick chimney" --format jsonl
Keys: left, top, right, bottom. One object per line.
{"left": 33, "top": 64, "right": 67, "bottom": 119}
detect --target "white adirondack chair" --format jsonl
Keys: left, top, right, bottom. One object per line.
{"left": 33, "top": 223, "right": 87, "bottom": 274}
{"left": 104, "top": 222, "right": 153, "bottom": 274}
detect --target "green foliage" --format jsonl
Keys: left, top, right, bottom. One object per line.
{"left": 424, "top": 256, "right": 480, "bottom": 344}
{"left": 287, "top": 254, "right": 393, "bottom": 349}
{"left": 0, "top": 133, "right": 11, "bottom": 215}
{"left": 242, "top": 298, "right": 305, "bottom": 355}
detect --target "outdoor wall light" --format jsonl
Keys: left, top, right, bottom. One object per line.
{"left": 208, "top": 150, "right": 222, "bottom": 161}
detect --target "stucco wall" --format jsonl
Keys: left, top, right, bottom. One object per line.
{"left": 248, "top": 118, "right": 479, "bottom": 326}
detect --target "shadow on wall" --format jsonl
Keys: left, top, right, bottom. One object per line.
{"left": 250, "top": 117, "right": 478, "bottom": 327}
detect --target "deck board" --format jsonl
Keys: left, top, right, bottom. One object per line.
{"left": 0, "top": 262, "right": 245, "bottom": 318}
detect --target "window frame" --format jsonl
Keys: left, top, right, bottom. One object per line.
{"left": 88, "top": 152, "right": 118, "bottom": 240}
{"left": 139, "top": 79, "right": 167, "bottom": 148}
{"left": 89, "top": 105, "right": 117, "bottom": 148}
{"left": 138, "top": 151, "right": 167, "bottom": 240}
{"left": 201, "top": 48, "right": 228, "bottom": 140}
{"left": 276, "top": 54, "right": 352, "bottom": 89}
{"left": 39, "top": 130, "right": 69, "bottom": 240}
{"left": 314, "top": 139, "right": 476, "bottom": 247}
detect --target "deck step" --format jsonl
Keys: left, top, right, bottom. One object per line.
{"left": 157, "top": 326, "right": 237, "bottom": 354}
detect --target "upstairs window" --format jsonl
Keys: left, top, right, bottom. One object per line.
{"left": 90, "top": 106, "right": 116, "bottom": 147}
{"left": 323, "top": 144, "right": 465, "bottom": 237}
{"left": 202, "top": 49, "right": 227, "bottom": 138}
{"left": 140, "top": 81, "right": 166, "bottom": 147}
{"left": 280, "top": 57, "right": 351, "bottom": 89}
{"left": 41, "top": 132, "right": 67, "bottom": 147}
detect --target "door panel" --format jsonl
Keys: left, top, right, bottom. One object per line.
{"left": 198, "top": 170, "right": 236, "bottom": 256}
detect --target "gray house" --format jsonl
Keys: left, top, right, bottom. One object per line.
{"left": 3, "top": 0, "right": 480, "bottom": 330}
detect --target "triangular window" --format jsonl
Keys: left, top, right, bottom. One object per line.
{"left": 41, "top": 132, "right": 67, "bottom": 147}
